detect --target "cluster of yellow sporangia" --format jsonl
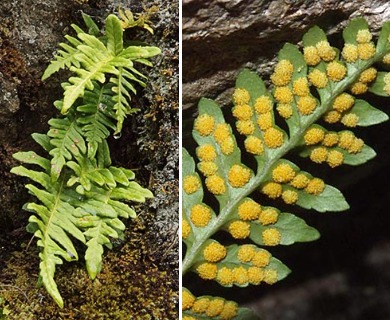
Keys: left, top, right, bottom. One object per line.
{"left": 261, "top": 162, "right": 326, "bottom": 204}
{"left": 182, "top": 289, "right": 238, "bottom": 320}
{"left": 271, "top": 58, "right": 321, "bottom": 118}
{"left": 323, "top": 92, "right": 360, "bottom": 127}
{"left": 225, "top": 198, "right": 281, "bottom": 245}
{"left": 303, "top": 125, "right": 365, "bottom": 167}
{"left": 232, "top": 87, "right": 285, "bottom": 150}
{"left": 195, "top": 242, "right": 278, "bottom": 287}
{"left": 303, "top": 28, "right": 380, "bottom": 99}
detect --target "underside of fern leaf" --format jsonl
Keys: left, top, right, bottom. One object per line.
{"left": 11, "top": 12, "right": 159, "bottom": 308}
{"left": 182, "top": 18, "right": 390, "bottom": 319}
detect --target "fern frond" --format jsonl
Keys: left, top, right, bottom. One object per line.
{"left": 11, "top": 161, "right": 85, "bottom": 308}
{"left": 47, "top": 116, "right": 86, "bottom": 181}
{"left": 11, "top": 11, "right": 158, "bottom": 308}
{"left": 76, "top": 84, "right": 116, "bottom": 158}
{"left": 183, "top": 17, "right": 390, "bottom": 318}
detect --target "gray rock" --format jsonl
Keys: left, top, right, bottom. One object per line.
{"left": 183, "top": 0, "right": 390, "bottom": 111}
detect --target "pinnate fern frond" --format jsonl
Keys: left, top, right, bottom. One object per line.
{"left": 41, "top": 13, "right": 160, "bottom": 128}
{"left": 11, "top": 12, "right": 158, "bottom": 308}
{"left": 182, "top": 18, "right": 390, "bottom": 319}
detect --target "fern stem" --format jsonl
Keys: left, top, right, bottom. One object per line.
{"left": 183, "top": 52, "right": 385, "bottom": 275}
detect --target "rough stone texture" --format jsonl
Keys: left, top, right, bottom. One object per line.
{"left": 183, "top": 0, "right": 390, "bottom": 111}
{"left": 183, "top": 1, "right": 390, "bottom": 319}
{"left": 0, "top": 0, "right": 178, "bottom": 317}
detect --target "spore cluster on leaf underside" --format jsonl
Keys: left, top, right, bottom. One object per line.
{"left": 182, "top": 17, "right": 390, "bottom": 320}
{"left": 11, "top": 12, "right": 161, "bottom": 308}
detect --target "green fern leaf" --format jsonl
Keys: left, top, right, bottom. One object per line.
{"left": 48, "top": 116, "right": 86, "bottom": 181}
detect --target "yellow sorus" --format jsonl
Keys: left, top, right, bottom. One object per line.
{"left": 341, "top": 113, "right": 359, "bottom": 127}
{"left": 274, "top": 86, "right": 294, "bottom": 104}
{"left": 238, "top": 200, "right": 262, "bottom": 221}
{"left": 252, "top": 249, "right": 271, "bottom": 267}
{"left": 194, "top": 114, "right": 215, "bottom": 136}
{"left": 316, "top": 41, "right": 336, "bottom": 61}
{"left": 214, "top": 123, "right": 235, "bottom": 155}
{"left": 326, "top": 61, "right": 347, "bottom": 82}
{"left": 190, "top": 204, "right": 212, "bottom": 227}
{"left": 254, "top": 95, "right": 273, "bottom": 114}
{"left": 182, "top": 316, "right": 196, "bottom": 320}
{"left": 236, "top": 120, "right": 255, "bottom": 135}
{"left": 332, "top": 93, "right": 355, "bottom": 112}
{"left": 282, "top": 189, "right": 299, "bottom": 204}
{"left": 290, "top": 173, "right": 310, "bottom": 189}
{"left": 292, "top": 77, "right": 310, "bottom": 96}
{"left": 247, "top": 267, "right": 265, "bottom": 285}
{"left": 357, "top": 42, "right": 376, "bottom": 60}
{"left": 182, "top": 289, "right": 196, "bottom": 310}
{"left": 259, "top": 207, "right": 279, "bottom": 225}
{"left": 272, "top": 163, "right": 296, "bottom": 183}
{"left": 206, "top": 174, "right": 226, "bottom": 195}
{"left": 342, "top": 43, "right": 359, "bottom": 63}
{"left": 310, "top": 147, "right": 328, "bottom": 163}
{"left": 213, "top": 123, "right": 230, "bottom": 143}
{"left": 303, "top": 46, "right": 321, "bottom": 66}
{"left": 263, "top": 269, "right": 279, "bottom": 285}
{"left": 228, "top": 164, "right": 251, "bottom": 188}
{"left": 264, "top": 127, "right": 284, "bottom": 149}
{"left": 350, "top": 81, "right": 368, "bottom": 95}
{"left": 356, "top": 29, "right": 372, "bottom": 43}
{"left": 262, "top": 228, "right": 281, "bottom": 246}
{"left": 383, "top": 53, "right": 390, "bottom": 64}
{"left": 197, "top": 262, "right": 218, "bottom": 280}
{"left": 338, "top": 131, "right": 355, "bottom": 149}
{"left": 327, "top": 150, "right": 344, "bottom": 168}
{"left": 198, "top": 161, "right": 218, "bottom": 177}
{"left": 196, "top": 144, "right": 217, "bottom": 162}
{"left": 305, "top": 178, "right": 325, "bottom": 195}
{"left": 191, "top": 297, "right": 210, "bottom": 314}
{"left": 316, "top": 41, "right": 336, "bottom": 60}
{"left": 257, "top": 112, "right": 274, "bottom": 131}
{"left": 233, "top": 88, "right": 250, "bottom": 105}
{"left": 348, "top": 138, "right": 364, "bottom": 154}
{"left": 359, "top": 67, "right": 377, "bottom": 83}
{"left": 304, "top": 127, "right": 325, "bottom": 145}
{"left": 228, "top": 220, "right": 251, "bottom": 239}
{"left": 270, "top": 59, "right": 294, "bottom": 86}
{"left": 219, "top": 301, "right": 238, "bottom": 320}
{"left": 308, "top": 69, "right": 328, "bottom": 88}
{"left": 261, "top": 182, "right": 282, "bottom": 199}
{"left": 205, "top": 298, "right": 225, "bottom": 317}
{"left": 182, "top": 219, "right": 191, "bottom": 239}
{"left": 322, "top": 132, "right": 339, "bottom": 147}
{"left": 232, "top": 266, "right": 249, "bottom": 286}
{"left": 220, "top": 137, "right": 235, "bottom": 155}
{"left": 232, "top": 104, "right": 253, "bottom": 120}
{"left": 217, "top": 267, "right": 234, "bottom": 286}
{"left": 323, "top": 110, "right": 342, "bottom": 124}
{"left": 237, "top": 244, "right": 256, "bottom": 262}
{"left": 203, "top": 242, "right": 227, "bottom": 263}
{"left": 276, "top": 103, "right": 293, "bottom": 119}
{"left": 244, "top": 135, "right": 264, "bottom": 155}
{"left": 183, "top": 175, "right": 201, "bottom": 194}
{"left": 297, "top": 96, "right": 317, "bottom": 115}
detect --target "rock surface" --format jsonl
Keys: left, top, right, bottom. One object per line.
{"left": 183, "top": 0, "right": 390, "bottom": 111}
